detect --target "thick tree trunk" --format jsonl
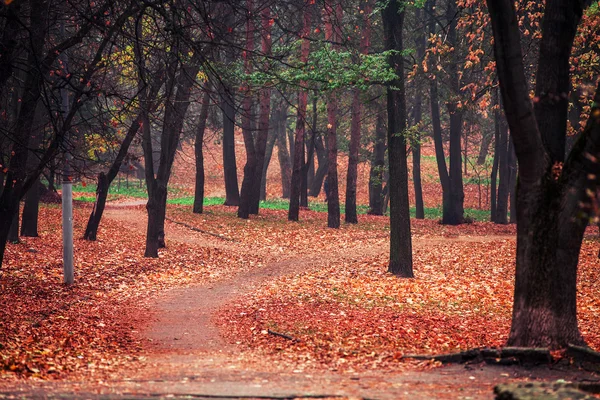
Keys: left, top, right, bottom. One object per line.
{"left": 288, "top": 4, "right": 312, "bottom": 221}
{"left": 193, "top": 91, "right": 211, "bottom": 214}
{"left": 368, "top": 108, "right": 386, "bottom": 215}
{"left": 383, "top": 0, "right": 413, "bottom": 277}
{"left": 84, "top": 173, "right": 108, "bottom": 241}
{"left": 488, "top": 0, "right": 588, "bottom": 348}
{"left": 20, "top": 179, "right": 40, "bottom": 237}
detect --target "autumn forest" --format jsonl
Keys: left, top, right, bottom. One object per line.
{"left": 1, "top": 0, "right": 600, "bottom": 398}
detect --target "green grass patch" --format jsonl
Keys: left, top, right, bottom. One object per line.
{"left": 414, "top": 206, "right": 490, "bottom": 222}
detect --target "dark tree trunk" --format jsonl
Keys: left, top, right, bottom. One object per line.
{"left": 20, "top": 179, "right": 40, "bottom": 237}
{"left": 222, "top": 85, "right": 239, "bottom": 207}
{"left": 275, "top": 102, "right": 292, "bottom": 199}
{"left": 238, "top": 2, "right": 257, "bottom": 220}
{"left": 193, "top": 91, "right": 211, "bottom": 214}
{"left": 383, "top": 0, "right": 413, "bottom": 277}
{"left": 508, "top": 136, "right": 517, "bottom": 223}
{"left": 345, "top": 0, "right": 372, "bottom": 224}
{"left": 301, "top": 94, "right": 317, "bottom": 204}
{"left": 249, "top": 6, "right": 272, "bottom": 215}
{"left": 143, "top": 45, "right": 199, "bottom": 256}
{"left": 477, "top": 129, "right": 493, "bottom": 165}
{"left": 368, "top": 108, "right": 386, "bottom": 215}
{"left": 488, "top": 0, "right": 589, "bottom": 348}
{"left": 288, "top": 5, "right": 312, "bottom": 221}
{"left": 84, "top": 172, "right": 108, "bottom": 241}
{"left": 8, "top": 208, "right": 19, "bottom": 243}
{"left": 309, "top": 130, "right": 328, "bottom": 197}
{"left": 411, "top": 8, "right": 426, "bottom": 220}
{"left": 443, "top": 0, "right": 464, "bottom": 225}
{"left": 260, "top": 123, "right": 277, "bottom": 201}
{"left": 495, "top": 113, "right": 510, "bottom": 224}
{"left": 324, "top": 3, "right": 342, "bottom": 229}
{"left": 490, "top": 88, "right": 500, "bottom": 221}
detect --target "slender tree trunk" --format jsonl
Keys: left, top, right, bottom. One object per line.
{"left": 222, "top": 85, "right": 239, "bottom": 206}
{"left": 443, "top": 0, "right": 464, "bottom": 225}
{"left": 383, "top": 0, "right": 412, "bottom": 277}
{"left": 238, "top": 1, "right": 257, "bottom": 220}
{"left": 412, "top": 9, "right": 426, "bottom": 220}
{"left": 495, "top": 114, "right": 510, "bottom": 224}
{"left": 490, "top": 88, "right": 500, "bottom": 221}
{"left": 368, "top": 107, "right": 386, "bottom": 215}
{"left": 260, "top": 123, "right": 277, "bottom": 201}
{"left": 193, "top": 90, "right": 211, "bottom": 214}
{"left": 508, "top": 135, "right": 517, "bottom": 223}
{"left": 324, "top": 2, "right": 342, "bottom": 228}
{"left": 84, "top": 71, "right": 163, "bottom": 240}
{"left": 249, "top": 5, "right": 272, "bottom": 214}
{"left": 288, "top": 2, "right": 312, "bottom": 221}
{"left": 345, "top": 0, "right": 372, "bottom": 224}
{"left": 477, "top": 129, "right": 493, "bottom": 165}
{"left": 275, "top": 101, "right": 292, "bottom": 198}
{"left": 309, "top": 131, "right": 328, "bottom": 196}
{"left": 301, "top": 94, "right": 317, "bottom": 203}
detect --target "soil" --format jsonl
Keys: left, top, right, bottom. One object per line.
{"left": 1, "top": 204, "right": 597, "bottom": 400}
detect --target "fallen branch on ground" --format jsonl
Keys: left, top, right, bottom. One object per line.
{"left": 166, "top": 217, "right": 236, "bottom": 241}
{"left": 268, "top": 329, "right": 299, "bottom": 342}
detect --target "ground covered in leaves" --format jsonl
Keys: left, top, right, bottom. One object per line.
{"left": 1, "top": 197, "right": 600, "bottom": 394}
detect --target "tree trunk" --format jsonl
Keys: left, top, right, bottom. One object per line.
{"left": 490, "top": 88, "right": 500, "bottom": 221}
{"left": 309, "top": 130, "right": 328, "bottom": 197}
{"left": 508, "top": 136, "right": 517, "bottom": 224}
{"left": 301, "top": 94, "right": 317, "bottom": 203}
{"left": 260, "top": 123, "right": 277, "bottom": 201}
{"left": 345, "top": 0, "right": 372, "bottom": 224}
{"left": 288, "top": 3, "right": 312, "bottom": 221}
{"left": 8, "top": 208, "right": 19, "bottom": 243}
{"left": 238, "top": 1, "right": 257, "bottom": 220}
{"left": 249, "top": 5, "right": 272, "bottom": 215}
{"left": 412, "top": 10, "right": 426, "bottom": 220}
{"left": 477, "top": 129, "right": 493, "bottom": 165}
{"left": 487, "top": 0, "right": 588, "bottom": 348}
{"left": 383, "top": 0, "right": 413, "bottom": 277}
{"left": 324, "top": 2, "right": 342, "bottom": 229}
{"left": 368, "top": 107, "right": 386, "bottom": 215}
{"left": 495, "top": 114, "right": 510, "bottom": 224}
{"left": 222, "top": 85, "right": 240, "bottom": 207}
{"left": 443, "top": 0, "right": 464, "bottom": 225}
{"left": 193, "top": 91, "right": 211, "bottom": 214}
{"left": 275, "top": 101, "right": 292, "bottom": 198}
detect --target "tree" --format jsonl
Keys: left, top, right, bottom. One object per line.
{"left": 345, "top": 0, "right": 373, "bottom": 224}
{"left": 383, "top": 0, "right": 413, "bottom": 277}
{"left": 487, "top": 0, "right": 597, "bottom": 347}
{"left": 288, "top": 0, "right": 312, "bottom": 221}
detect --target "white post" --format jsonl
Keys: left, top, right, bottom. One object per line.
{"left": 61, "top": 21, "right": 74, "bottom": 285}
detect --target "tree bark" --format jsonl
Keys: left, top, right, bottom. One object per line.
{"left": 309, "top": 130, "right": 328, "bottom": 197}
{"left": 275, "top": 101, "right": 292, "bottom": 199}
{"left": 288, "top": 2, "right": 312, "bottom": 221}
{"left": 260, "top": 122, "right": 277, "bottom": 201}
{"left": 345, "top": 0, "right": 372, "bottom": 224}
{"left": 238, "top": 0, "right": 257, "bottom": 220}
{"left": 487, "top": 0, "right": 588, "bottom": 348}
{"left": 443, "top": 0, "right": 464, "bottom": 225}
{"left": 222, "top": 85, "right": 239, "bottom": 207}
{"left": 249, "top": 5, "right": 273, "bottom": 215}
{"left": 495, "top": 112, "right": 510, "bottom": 224}
{"left": 193, "top": 90, "right": 211, "bottom": 214}
{"left": 324, "top": 2, "right": 342, "bottom": 229}
{"left": 368, "top": 106, "right": 386, "bottom": 215}
{"left": 383, "top": 0, "right": 413, "bottom": 277}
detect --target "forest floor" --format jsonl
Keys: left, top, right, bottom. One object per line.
{"left": 2, "top": 200, "right": 600, "bottom": 399}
